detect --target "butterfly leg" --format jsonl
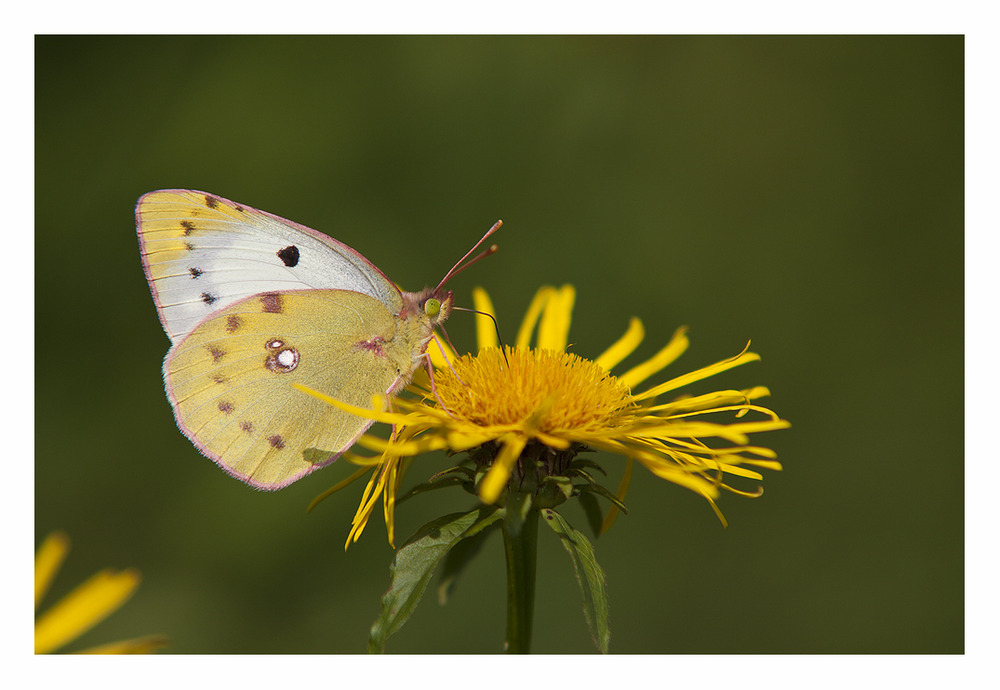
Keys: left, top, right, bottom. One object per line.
{"left": 420, "top": 348, "right": 457, "bottom": 420}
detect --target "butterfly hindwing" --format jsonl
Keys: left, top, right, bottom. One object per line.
{"left": 164, "top": 289, "right": 419, "bottom": 489}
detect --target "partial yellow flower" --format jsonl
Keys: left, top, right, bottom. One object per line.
{"left": 303, "top": 284, "right": 789, "bottom": 546}
{"left": 34, "top": 532, "right": 166, "bottom": 654}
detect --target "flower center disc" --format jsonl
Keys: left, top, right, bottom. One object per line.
{"left": 436, "top": 347, "right": 636, "bottom": 432}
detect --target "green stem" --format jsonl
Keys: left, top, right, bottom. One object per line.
{"left": 502, "top": 492, "right": 539, "bottom": 654}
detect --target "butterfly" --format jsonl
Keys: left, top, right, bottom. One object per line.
{"left": 136, "top": 190, "right": 499, "bottom": 489}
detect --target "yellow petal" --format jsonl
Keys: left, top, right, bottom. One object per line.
{"left": 715, "top": 463, "right": 764, "bottom": 480}
{"left": 307, "top": 463, "right": 374, "bottom": 512}
{"left": 634, "top": 347, "right": 760, "bottom": 401}
{"left": 515, "top": 286, "right": 554, "bottom": 349}
{"left": 639, "top": 460, "right": 722, "bottom": 498}
{"left": 77, "top": 635, "right": 168, "bottom": 654}
{"left": 472, "top": 287, "right": 499, "bottom": 350}
{"left": 595, "top": 318, "right": 644, "bottom": 371}
{"left": 537, "top": 285, "right": 575, "bottom": 351}
{"left": 353, "top": 434, "right": 448, "bottom": 456}
{"left": 346, "top": 464, "right": 389, "bottom": 548}
{"left": 533, "top": 430, "right": 572, "bottom": 449}
{"left": 619, "top": 326, "right": 689, "bottom": 389}
{"left": 382, "top": 460, "right": 402, "bottom": 547}
{"left": 35, "top": 568, "right": 140, "bottom": 654}
{"left": 479, "top": 435, "right": 527, "bottom": 504}
{"left": 644, "top": 389, "right": 760, "bottom": 415}
{"left": 35, "top": 532, "right": 69, "bottom": 610}
{"left": 428, "top": 332, "right": 457, "bottom": 369}
{"left": 292, "top": 384, "right": 408, "bottom": 425}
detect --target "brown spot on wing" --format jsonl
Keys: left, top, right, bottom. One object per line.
{"left": 207, "top": 346, "right": 225, "bottom": 363}
{"left": 355, "top": 336, "right": 387, "bottom": 357}
{"left": 260, "top": 293, "right": 284, "bottom": 313}
{"left": 267, "top": 435, "right": 285, "bottom": 449}
{"left": 189, "top": 267, "right": 203, "bottom": 278}
{"left": 201, "top": 292, "right": 217, "bottom": 305}
{"left": 180, "top": 220, "right": 195, "bottom": 235}
{"left": 226, "top": 315, "right": 242, "bottom": 333}
{"left": 218, "top": 401, "right": 234, "bottom": 414}
{"left": 204, "top": 195, "right": 219, "bottom": 209}
{"left": 240, "top": 421, "right": 254, "bottom": 433}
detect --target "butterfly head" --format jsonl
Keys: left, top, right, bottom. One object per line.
{"left": 404, "top": 287, "right": 453, "bottom": 328}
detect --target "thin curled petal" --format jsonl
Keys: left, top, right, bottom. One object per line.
{"left": 595, "top": 318, "right": 645, "bottom": 372}
{"left": 619, "top": 326, "right": 689, "bottom": 388}
{"left": 353, "top": 433, "right": 450, "bottom": 456}
{"left": 293, "top": 384, "right": 409, "bottom": 425}
{"left": 634, "top": 347, "right": 760, "bottom": 400}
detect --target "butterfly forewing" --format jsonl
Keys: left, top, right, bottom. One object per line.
{"left": 137, "top": 190, "right": 402, "bottom": 343}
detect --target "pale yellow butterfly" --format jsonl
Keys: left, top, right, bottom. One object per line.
{"left": 137, "top": 190, "right": 499, "bottom": 489}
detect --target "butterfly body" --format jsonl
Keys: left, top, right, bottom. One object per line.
{"left": 137, "top": 190, "right": 454, "bottom": 489}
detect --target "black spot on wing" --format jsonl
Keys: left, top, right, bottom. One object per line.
{"left": 180, "top": 220, "right": 195, "bottom": 236}
{"left": 201, "top": 292, "right": 217, "bottom": 305}
{"left": 277, "top": 245, "right": 300, "bottom": 267}
{"left": 189, "top": 267, "right": 203, "bottom": 278}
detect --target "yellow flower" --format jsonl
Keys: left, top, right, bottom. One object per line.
{"left": 34, "top": 532, "right": 166, "bottom": 654}
{"left": 302, "top": 285, "right": 789, "bottom": 547}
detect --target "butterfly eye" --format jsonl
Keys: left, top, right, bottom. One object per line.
{"left": 424, "top": 298, "right": 441, "bottom": 318}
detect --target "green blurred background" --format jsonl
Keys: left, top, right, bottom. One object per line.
{"left": 35, "top": 36, "right": 962, "bottom": 653}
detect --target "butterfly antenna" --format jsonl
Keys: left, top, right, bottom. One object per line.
{"left": 435, "top": 220, "right": 502, "bottom": 292}
{"left": 451, "top": 307, "right": 509, "bottom": 366}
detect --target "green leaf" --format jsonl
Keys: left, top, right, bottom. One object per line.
{"left": 437, "top": 518, "right": 500, "bottom": 605}
{"left": 541, "top": 474, "right": 574, "bottom": 499}
{"left": 368, "top": 505, "right": 504, "bottom": 653}
{"left": 540, "top": 508, "right": 611, "bottom": 653}
{"left": 577, "top": 481, "right": 629, "bottom": 515}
